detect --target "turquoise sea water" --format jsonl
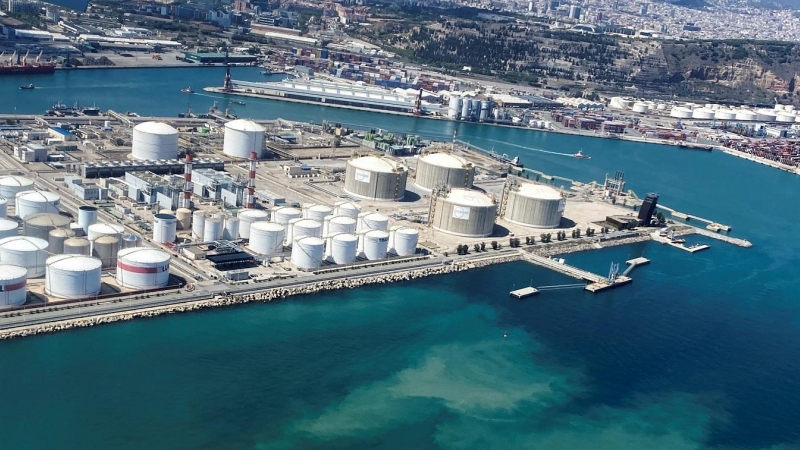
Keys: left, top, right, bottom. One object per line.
{"left": 1, "top": 68, "right": 800, "bottom": 449}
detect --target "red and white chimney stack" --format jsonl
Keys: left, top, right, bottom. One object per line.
{"left": 246, "top": 151, "right": 257, "bottom": 208}
{"left": 182, "top": 154, "right": 193, "bottom": 209}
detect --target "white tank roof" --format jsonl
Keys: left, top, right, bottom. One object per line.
{"left": 118, "top": 247, "right": 170, "bottom": 263}
{"left": 350, "top": 156, "right": 404, "bottom": 173}
{"left": 226, "top": 119, "right": 265, "bottom": 132}
{"left": 0, "top": 176, "right": 33, "bottom": 187}
{"left": 445, "top": 188, "right": 494, "bottom": 206}
{"left": 516, "top": 183, "right": 562, "bottom": 200}
{"left": 18, "top": 191, "right": 60, "bottom": 202}
{"left": 134, "top": 121, "right": 178, "bottom": 135}
{"left": 252, "top": 221, "right": 284, "bottom": 232}
{"left": 46, "top": 254, "right": 102, "bottom": 271}
{"left": 0, "top": 236, "right": 48, "bottom": 251}
{"left": 420, "top": 152, "right": 468, "bottom": 168}
{"left": 0, "top": 264, "right": 27, "bottom": 280}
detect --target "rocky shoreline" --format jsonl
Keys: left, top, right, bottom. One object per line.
{"left": 532, "top": 233, "right": 652, "bottom": 257}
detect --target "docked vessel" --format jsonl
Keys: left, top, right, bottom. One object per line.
{"left": 677, "top": 141, "right": 713, "bottom": 151}
{"left": 0, "top": 50, "right": 56, "bottom": 75}
{"left": 573, "top": 149, "right": 591, "bottom": 159}
{"left": 487, "top": 149, "right": 523, "bottom": 167}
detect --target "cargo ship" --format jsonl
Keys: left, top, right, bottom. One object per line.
{"left": 0, "top": 50, "right": 56, "bottom": 75}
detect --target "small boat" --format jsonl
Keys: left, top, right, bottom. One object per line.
{"left": 181, "top": 87, "right": 195, "bottom": 94}
{"left": 261, "top": 70, "right": 271, "bottom": 75}
{"left": 19, "top": 84, "right": 34, "bottom": 90}
{"left": 573, "top": 150, "right": 591, "bottom": 159}
{"left": 232, "top": 100, "right": 246, "bottom": 105}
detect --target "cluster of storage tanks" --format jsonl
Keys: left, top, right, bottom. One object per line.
{"left": 668, "top": 103, "right": 800, "bottom": 123}
{"left": 446, "top": 96, "right": 494, "bottom": 122}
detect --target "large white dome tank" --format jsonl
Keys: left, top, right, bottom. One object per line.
{"left": 357, "top": 212, "right": 389, "bottom": 232}
{"left": 45, "top": 255, "right": 102, "bottom": 299}
{"left": 431, "top": 188, "right": 497, "bottom": 237}
{"left": 248, "top": 222, "right": 284, "bottom": 256}
{"left": 0, "top": 175, "right": 33, "bottom": 200}
{"left": 116, "top": 247, "right": 171, "bottom": 289}
{"left": 304, "top": 204, "right": 333, "bottom": 222}
{"left": 414, "top": 152, "right": 475, "bottom": 192}
{"left": 15, "top": 191, "right": 61, "bottom": 219}
{"left": 362, "top": 230, "right": 389, "bottom": 260}
{"left": 131, "top": 121, "right": 179, "bottom": 161}
{"left": 390, "top": 227, "right": 418, "bottom": 256}
{"left": 272, "top": 206, "right": 301, "bottom": 225}
{"left": 87, "top": 223, "right": 124, "bottom": 241}
{"left": 343, "top": 156, "right": 408, "bottom": 201}
{"left": 327, "top": 233, "right": 358, "bottom": 264}
{"left": 0, "top": 264, "right": 27, "bottom": 307}
{"left": 223, "top": 119, "right": 265, "bottom": 159}
{"left": 291, "top": 236, "right": 324, "bottom": 271}
{"left": 0, "top": 236, "right": 48, "bottom": 278}
{"left": 238, "top": 209, "right": 269, "bottom": 239}
{"left": 152, "top": 213, "right": 177, "bottom": 244}
{"left": 503, "top": 183, "right": 564, "bottom": 228}
{"left": 333, "top": 201, "right": 361, "bottom": 219}
{"left": 0, "top": 218, "right": 18, "bottom": 239}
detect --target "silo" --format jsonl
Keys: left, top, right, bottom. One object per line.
{"left": 362, "top": 230, "right": 389, "bottom": 260}
{"left": 431, "top": 188, "right": 496, "bottom": 237}
{"left": 272, "top": 206, "right": 301, "bottom": 225}
{"left": 343, "top": 156, "right": 408, "bottom": 201}
{"left": 503, "top": 183, "right": 564, "bottom": 228}
{"left": 327, "top": 233, "right": 358, "bottom": 264}
{"left": 44, "top": 255, "right": 102, "bottom": 299}
{"left": 479, "top": 100, "right": 492, "bottom": 122}
{"left": 78, "top": 206, "right": 98, "bottom": 235}
{"left": 203, "top": 215, "right": 223, "bottom": 241}
{"left": 238, "top": 209, "right": 269, "bottom": 239}
{"left": 192, "top": 211, "right": 205, "bottom": 240}
{"left": 248, "top": 222, "right": 284, "bottom": 256}
{"left": 223, "top": 217, "right": 239, "bottom": 240}
{"left": 0, "top": 236, "right": 49, "bottom": 278}
{"left": 121, "top": 234, "right": 141, "bottom": 249}
{"left": 447, "top": 96, "right": 462, "bottom": 120}
{"left": 470, "top": 99, "right": 481, "bottom": 120}
{"left": 0, "top": 196, "right": 7, "bottom": 218}
{"left": 290, "top": 236, "right": 324, "bottom": 271}
{"left": 304, "top": 204, "right": 333, "bottom": 222}
{"left": 290, "top": 219, "right": 322, "bottom": 244}
{"left": 87, "top": 223, "right": 124, "bottom": 241}
{"left": 357, "top": 212, "right": 389, "bottom": 232}
{"left": 390, "top": 227, "right": 418, "bottom": 256}
{"left": 48, "top": 228, "right": 75, "bottom": 254}
{"left": 461, "top": 98, "right": 470, "bottom": 119}
{"left": 325, "top": 215, "right": 357, "bottom": 237}
{"left": 15, "top": 191, "right": 61, "bottom": 219}
{"left": 63, "top": 237, "right": 91, "bottom": 255}
{"left": 0, "top": 175, "right": 33, "bottom": 200}
{"left": 116, "top": 247, "right": 171, "bottom": 289}
{"left": 0, "top": 264, "right": 27, "bottom": 307}
{"left": 175, "top": 207, "right": 192, "bottom": 230}
{"left": 152, "top": 213, "right": 177, "bottom": 244}
{"left": 0, "top": 218, "right": 18, "bottom": 239}
{"left": 223, "top": 119, "right": 265, "bottom": 159}
{"left": 415, "top": 152, "right": 475, "bottom": 192}
{"left": 24, "top": 213, "right": 71, "bottom": 239}
{"left": 333, "top": 201, "right": 361, "bottom": 219}
{"left": 92, "top": 235, "right": 120, "bottom": 268}
{"left": 131, "top": 121, "right": 179, "bottom": 161}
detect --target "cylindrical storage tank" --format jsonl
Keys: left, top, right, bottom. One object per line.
{"left": 0, "top": 196, "right": 6, "bottom": 219}
{"left": 131, "top": 121, "right": 179, "bottom": 161}
{"left": 756, "top": 109, "right": 777, "bottom": 122}
{"left": 736, "top": 110, "right": 758, "bottom": 121}
{"left": 92, "top": 235, "right": 119, "bottom": 268}
{"left": 358, "top": 212, "right": 389, "bottom": 232}
{"left": 327, "top": 216, "right": 357, "bottom": 237}
{"left": 503, "top": 183, "right": 564, "bottom": 228}
{"left": 44, "top": 255, "right": 102, "bottom": 299}
{"left": 327, "top": 233, "right": 358, "bottom": 264}
{"left": 48, "top": 228, "right": 75, "bottom": 254}
{"left": 285, "top": 218, "right": 301, "bottom": 245}
{"left": 272, "top": 206, "right": 301, "bottom": 225}
{"left": 121, "top": 234, "right": 141, "bottom": 249}
{"left": 15, "top": 191, "right": 61, "bottom": 220}
{"left": 0, "top": 236, "right": 48, "bottom": 278}
{"left": 447, "top": 96, "right": 461, "bottom": 119}
{"left": 432, "top": 188, "right": 496, "bottom": 237}
{"left": 362, "top": 230, "right": 389, "bottom": 260}
{"left": 152, "top": 214, "right": 177, "bottom": 244}
{"left": 238, "top": 209, "right": 269, "bottom": 239}
{"left": 776, "top": 113, "right": 795, "bottom": 123}
{"left": 669, "top": 107, "right": 693, "bottom": 119}
{"left": 78, "top": 206, "right": 98, "bottom": 235}
{"left": 479, "top": 100, "right": 491, "bottom": 122}
{"left": 632, "top": 102, "right": 649, "bottom": 114}
{"left": 24, "top": 213, "right": 71, "bottom": 240}
{"left": 175, "top": 208, "right": 192, "bottom": 230}
{"left": 333, "top": 201, "right": 361, "bottom": 219}
{"left": 470, "top": 99, "right": 481, "bottom": 119}
{"left": 223, "top": 119, "right": 265, "bottom": 159}
{"left": 343, "top": 156, "right": 408, "bottom": 201}
{"left": 203, "top": 215, "right": 223, "bottom": 242}
{"left": 391, "top": 227, "right": 418, "bottom": 256}
{"left": 248, "top": 222, "right": 284, "bottom": 256}
{"left": 415, "top": 152, "right": 475, "bottom": 192}
{"left": 461, "top": 97, "right": 470, "bottom": 118}
{"left": 223, "top": 217, "right": 239, "bottom": 240}
{"left": 0, "top": 218, "right": 18, "bottom": 239}
{"left": 290, "top": 219, "right": 322, "bottom": 244}
{"left": 715, "top": 109, "right": 737, "bottom": 121}
{"left": 116, "top": 247, "right": 171, "bottom": 289}
{"left": 192, "top": 211, "right": 205, "bottom": 240}
{"left": 290, "top": 236, "right": 324, "bottom": 271}
{"left": 64, "top": 237, "right": 91, "bottom": 255}
{"left": 87, "top": 223, "right": 124, "bottom": 241}
{"left": 692, "top": 108, "right": 715, "bottom": 120}
{"left": 304, "top": 204, "right": 333, "bottom": 222}
{"left": 0, "top": 264, "right": 27, "bottom": 307}
{"left": 0, "top": 175, "right": 34, "bottom": 201}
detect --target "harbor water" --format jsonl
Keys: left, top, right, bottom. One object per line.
{"left": 1, "top": 68, "right": 799, "bottom": 449}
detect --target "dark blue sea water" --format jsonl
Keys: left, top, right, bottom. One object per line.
{"left": 1, "top": 68, "right": 799, "bottom": 449}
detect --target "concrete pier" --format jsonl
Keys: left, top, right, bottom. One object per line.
{"left": 520, "top": 252, "right": 632, "bottom": 293}
{"left": 510, "top": 286, "right": 539, "bottom": 299}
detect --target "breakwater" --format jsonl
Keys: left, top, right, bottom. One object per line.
{"left": 532, "top": 233, "right": 652, "bottom": 257}
{"left": 672, "top": 225, "right": 753, "bottom": 247}
{"left": 0, "top": 254, "right": 520, "bottom": 341}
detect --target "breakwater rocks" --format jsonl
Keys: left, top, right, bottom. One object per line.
{"left": 0, "top": 255, "right": 520, "bottom": 341}
{"left": 532, "top": 234, "right": 652, "bottom": 257}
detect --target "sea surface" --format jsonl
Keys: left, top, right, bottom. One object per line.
{"left": 1, "top": 68, "right": 799, "bottom": 449}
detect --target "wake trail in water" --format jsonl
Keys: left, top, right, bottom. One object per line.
{"left": 481, "top": 138, "right": 574, "bottom": 157}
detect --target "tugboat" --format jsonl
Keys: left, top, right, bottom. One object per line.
{"left": 181, "top": 87, "right": 195, "bottom": 94}
{"left": 19, "top": 84, "right": 34, "bottom": 90}
{"left": 573, "top": 149, "right": 591, "bottom": 159}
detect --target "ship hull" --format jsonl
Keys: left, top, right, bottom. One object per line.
{"left": 0, "top": 65, "right": 56, "bottom": 75}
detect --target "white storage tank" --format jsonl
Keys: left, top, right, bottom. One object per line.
{"left": 272, "top": 206, "right": 301, "bottom": 225}
{"left": 325, "top": 215, "right": 357, "bottom": 237}
{"left": 116, "top": 247, "right": 171, "bottom": 289}
{"left": 238, "top": 209, "right": 269, "bottom": 239}
{"left": 192, "top": 211, "right": 205, "bottom": 240}
{"left": 48, "top": 228, "right": 76, "bottom": 254}
{"left": 223, "top": 217, "right": 239, "bottom": 240}
{"left": 414, "top": 152, "right": 475, "bottom": 192}
{"left": 736, "top": 110, "right": 758, "bottom": 121}
{"left": 304, "top": 204, "right": 333, "bottom": 222}
{"left": 153, "top": 213, "right": 177, "bottom": 244}
{"left": 15, "top": 191, "right": 60, "bottom": 219}
{"left": 333, "top": 201, "right": 361, "bottom": 219}
{"left": 0, "top": 196, "right": 6, "bottom": 219}
{"left": 357, "top": 212, "right": 389, "bottom": 232}
{"left": 0, "top": 264, "right": 27, "bottom": 307}
{"left": 0, "top": 236, "right": 48, "bottom": 278}
{"left": 203, "top": 215, "right": 223, "bottom": 241}
{"left": 121, "top": 234, "right": 141, "bottom": 249}
{"left": 431, "top": 188, "right": 496, "bottom": 237}
{"left": 24, "top": 213, "right": 71, "bottom": 239}
{"left": 0, "top": 218, "right": 18, "bottom": 239}
{"left": 131, "top": 121, "right": 179, "bottom": 161}
{"left": 503, "top": 183, "right": 564, "bottom": 228}
{"left": 362, "top": 230, "right": 389, "bottom": 260}
{"left": 290, "top": 219, "right": 322, "bottom": 244}
{"left": 63, "top": 237, "right": 91, "bottom": 255}
{"left": 390, "top": 227, "right": 418, "bottom": 257}
{"left": 632, "top": 102, "right": 649, "bottom": 114}
{"left": 248, "top": 222, "right": 284, "bottom": 256}
{"left": 92, "top": 235, "right": 120, "bottom": 268}
{"left": 175, "top": 207, "right": 192, "bottom": 230}
{"left": 223, "top": 119, "right": 265, "bottom": 159}
{"left": 447, "top": 96, "right": 462, "bottom": 119}
{"left": 715, "top": 109, "right": 737, "bottom": 121}
{"left": 78, "top": 206, "right": 98, "bottom": 235}
{"left": 0, "top": 175, "right": 33, "bottom": 200}
{"left": 756, "top": 109, "right": 777, "bottom": 122}
{"left": 692, "top": 108, "right": 715, "bottom": 120}
{"left": 290, "top": 236, "right": 324, "bottom": 271}
{"left": 87, "top": 223, "right": 124, "bottom": 241}
{"left": 343, "top": 156, "right": 408, "bottom": 201}
{"left": 45, "top": 255, "right": 102, "bottom": 299}
{"left": 327, "top": 233, "right": 358, "bottom": 264}
{"left": 669, "top": 107, "right": 693, "bottom": 119}
{"left": 776, "top": 113, "right": 795, "bottom": 123}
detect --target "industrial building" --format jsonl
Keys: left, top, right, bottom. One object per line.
{"left": 502, "top": 182, "right": 564, "bottom": 228}
{"left": 431, "top": 188, "right": 497, "bottom": 237}
{"left": 183, "top": 52, "right": 258, "bottom": 64}
{"left": 343, "top": 155, "right": 408, "bottom": 201}
{"left": 81, "top": 158, "right": 224, "bottom": 178}
{"left": 414, "top": 152, "right": 474, "bottom": 192}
